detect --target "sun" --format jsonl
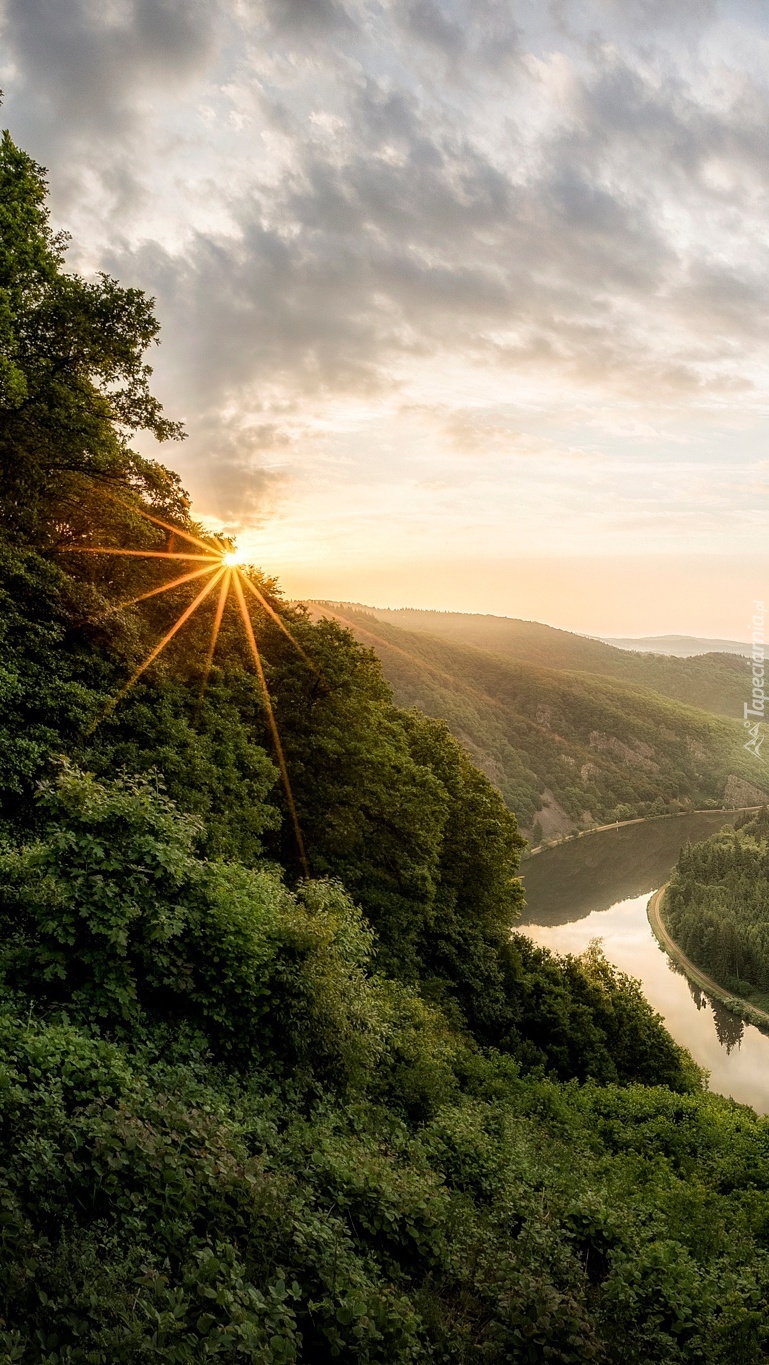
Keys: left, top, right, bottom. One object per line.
{"left": 61, "top": 504, "right": 311, "bottom": 876}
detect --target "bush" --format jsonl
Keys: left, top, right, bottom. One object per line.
{"left": 0, "top": 765, "right": 387, "bottom": 1087}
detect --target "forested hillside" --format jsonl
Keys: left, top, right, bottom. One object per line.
{"left": 344, "top": 605, "right": 749, "bottom": 720}
{"left": 665, "top": 808, "right": 769, "bottom": 1008}
{"left": 309, "top": 603, "right": 767, "bottom": 837}
{"left": 8, "top": 122, "right": 769, "bottom": 1363}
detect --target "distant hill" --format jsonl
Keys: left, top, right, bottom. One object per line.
{"left": 599, "top": 635, "right": 751, "bottom": 657}
{"left": 321, "top": 605, "right": 750, "bottom": 721}
{"left": 307, "top": 603, "right": 769, "bottom": 840}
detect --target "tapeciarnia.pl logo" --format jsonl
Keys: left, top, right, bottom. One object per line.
{"left": 744, "top": 600, "right": 766, "bottom": 760}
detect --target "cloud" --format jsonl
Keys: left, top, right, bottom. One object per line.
{"left": 9, "top": 2, "right": 769, "bottom": 386}
{"left": 391, "top": 0, "right": 520, "bottom": 72}
{"left": 260, "top": 0, "right": 352, "bottom": 40}
{"left": 3, "top": 0, "right": 769, "bottom": 544}
{"left": 439, "top": 408, "right": 603, "bottom": 461}
{"left": 184, "top": 417, "right": 294, "bottom": 531}
{"left": 2, "top": 0, "right": 218, "bottom": 139}
{"left": 129, "top": 39, "right": 769, "bottom": 428}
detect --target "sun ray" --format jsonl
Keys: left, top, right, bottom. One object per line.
{"left": 100, "top": 489, "right": 218, "bottom": 554}
{"left": 198, "top": 567, "right": 232, "bottom": 703}
{"left": 62, "top": 547, "right": 218, "bottom": 562}
{"left": 125, "top": 507, "right": 219, "bottom": 554}
{"left": 94, "top": 566, "right": 226, "bottom": 727}
{"left": 122, "top": 563, "right": 218, "bottom": 608}
{"left": 73, "top": 511, "right": 312, "bottom": 878}
{"left": 240, "top": 574, "right": 318, "bottom": 673}
{"left": 232, "top": 572, "right": 310, "bottom": 878}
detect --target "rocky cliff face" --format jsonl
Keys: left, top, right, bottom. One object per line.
{"left": 724, "top": 774, "right": 768, "bottom": 807}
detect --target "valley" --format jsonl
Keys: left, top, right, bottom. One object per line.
{"left": 309, "top": 602, "right": 768, "bottom": 838}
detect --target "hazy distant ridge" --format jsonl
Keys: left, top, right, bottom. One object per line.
{"left": 598, "top": 635, "right": 751, "bottom": 657}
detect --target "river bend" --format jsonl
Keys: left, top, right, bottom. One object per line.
{"left": 521, "top": 813, "right": 769, "bottom": 1113}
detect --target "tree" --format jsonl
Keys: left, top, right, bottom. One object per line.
{"left": 0, "top": 123, "right": 185, "bottom": 544}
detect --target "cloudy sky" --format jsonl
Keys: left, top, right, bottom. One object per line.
{"left": 3, "top": 0, "right": 769, "bottom": 634}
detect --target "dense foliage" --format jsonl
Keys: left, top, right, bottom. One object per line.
{"left": 313, "top": 605, "right": 766, "bottom": 833}
{"left": 5, "top": 121, "right": 769, "bottom": 1361}
{"left": 6, "top": 766, "right": 769, "bottom": 1364}
{"left": 665, "top": 808, "right": 769, "bottom": 1004}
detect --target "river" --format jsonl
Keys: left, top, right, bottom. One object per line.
{"left": 520, "top": 813, "right": 769, "bottom": 1113}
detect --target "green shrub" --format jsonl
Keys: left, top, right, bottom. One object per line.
{"left": 0, "top": 766, "right": 386, "bottom": 1087}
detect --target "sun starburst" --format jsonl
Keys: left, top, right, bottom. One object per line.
{"left": 61, "top": 510, "right": 311, "bottom": 877}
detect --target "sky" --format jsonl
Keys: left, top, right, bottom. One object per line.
{"left": 2, "top": 0, "right": 769, "bottom": 636}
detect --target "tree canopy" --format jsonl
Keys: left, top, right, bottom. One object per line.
{"left": 665, "top": 807, "right": 769, "bottom": 1004}
{"left": 0, "top": 126, "right": 185, "bottom": 544}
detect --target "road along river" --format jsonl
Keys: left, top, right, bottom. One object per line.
{"left": 520, "top": 812, "right": 769, "bottom": 1114}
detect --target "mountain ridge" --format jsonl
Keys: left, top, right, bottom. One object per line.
{"left": 307, "top": 601, "right": 768, "bottom": 838}
{"left": 307, "top": 602, "right": 751, "bottom": 721}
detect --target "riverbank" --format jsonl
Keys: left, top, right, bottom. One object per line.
{"left": 524, "top": 805, "right": 762, "bottom": 860}
{"left": 648, "top": 885, "right": 769, "bottom": 1034}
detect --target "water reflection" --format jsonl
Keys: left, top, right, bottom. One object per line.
{"left": 677, "top": 969, "right": 745, "bottom": 1052}
{"left": 522, "top": 816, "right": 769, "bottom": 1113}
{"left": 520, "top": 813, "right": 739, "bottom": 926}
{"left": 711, "top": 997, "right": 745, "bottom": 1054}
